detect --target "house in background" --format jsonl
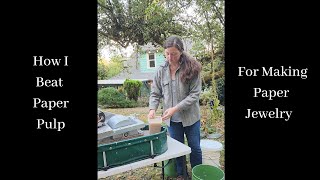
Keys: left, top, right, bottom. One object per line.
{"left": 98, "top": 39, "right": 193, "bottom": 96}
{"left": 98, "top": 43, "right": 166, "bottom": 96}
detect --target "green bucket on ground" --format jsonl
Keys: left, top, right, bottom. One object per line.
{"left": 164, "top": 158, "right": 178, "bottom": 178}
{"left": 192, "top": 164, "right": 224, "bottom": 180}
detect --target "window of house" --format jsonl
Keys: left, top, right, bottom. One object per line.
{"left": 148, "top": 52, "right": 156, "bottom": 68}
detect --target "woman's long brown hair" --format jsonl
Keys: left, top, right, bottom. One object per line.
{"left": 164, "top": 36, "right": 202, "bottom": 83}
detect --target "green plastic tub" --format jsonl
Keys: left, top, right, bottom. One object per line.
{"left": 98, "top": 126, "right": 168, "bottom": 170}
{"left": 192, "top": 164, "right": 224, "bottom": 180}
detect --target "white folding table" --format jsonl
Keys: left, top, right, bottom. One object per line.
{"left": 98, "top": 136, "right": 191, "bottom": 179}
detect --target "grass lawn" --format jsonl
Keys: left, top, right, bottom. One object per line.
{"left": 99, "top": 106, "right": 224, "bottom": 180}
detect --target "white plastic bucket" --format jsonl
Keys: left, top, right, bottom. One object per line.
{"left": 200, "top": 139, "right": 223, "bottom": 167}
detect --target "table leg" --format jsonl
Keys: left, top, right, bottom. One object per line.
{"left": 162, "top": 161, "right": 165, "bottom": 180}
{"left": 182, "top": 155, "right": 187, "bottom": 179}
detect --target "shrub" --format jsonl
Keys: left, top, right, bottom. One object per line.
{"left": 98, "top": 87, "right": 136, "bottom": 108}
{"left": 200, "top": 87, "right": 213, "bottom": 105}
{"left": 123, "top": 79, "right": 143, "bottom": 101}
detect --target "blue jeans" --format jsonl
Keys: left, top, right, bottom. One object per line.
{"left": 168, "top": 120, "right": 202, "bottom": 175}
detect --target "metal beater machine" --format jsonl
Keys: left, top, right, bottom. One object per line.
{"left": 97, "top": 109, "right": 146, "bottom": 142}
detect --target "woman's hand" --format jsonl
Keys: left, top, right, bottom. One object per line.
{"left": 162, "top": 107, "right": 178, "bottom": 120}
{"left": 148, "top": 109, "right": 156, "bottom": 119}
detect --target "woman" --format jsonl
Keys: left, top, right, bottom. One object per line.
{"left": 148, "top": 35, "right": 202, "bottom": 179}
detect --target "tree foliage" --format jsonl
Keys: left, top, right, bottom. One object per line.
{"left": 98, "top": 58, "right": 108, "bottom": 80}
{"left": 98, "top": 55, "right": 124, "bottom": 80}
{"left": 98, "top": 0, "right": 186, "bottom": 48}
{"left": 190, "top": 0, "right": 225, "bottom": 132}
